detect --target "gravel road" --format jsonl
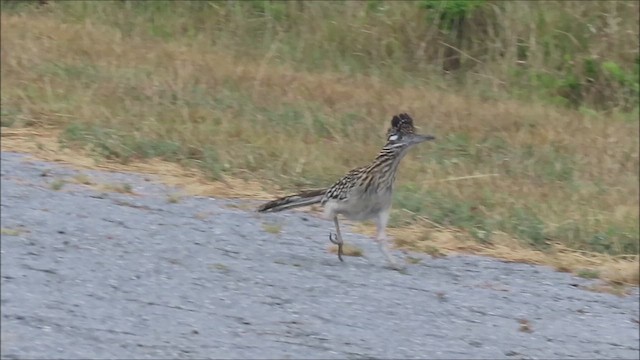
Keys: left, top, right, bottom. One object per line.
{"left": 1, "top": 151, "right": 639, "bottom": 359}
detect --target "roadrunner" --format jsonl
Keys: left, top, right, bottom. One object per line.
{"left": 257, "top": 113, "right": 435, "bottom": 269}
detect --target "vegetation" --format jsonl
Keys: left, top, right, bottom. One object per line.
{"left": 1, "top": 1, "right": 638, "bottom": 282}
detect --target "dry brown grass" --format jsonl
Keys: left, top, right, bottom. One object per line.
{"left": 1, "top": 6, "right": 638, "bottom": 286}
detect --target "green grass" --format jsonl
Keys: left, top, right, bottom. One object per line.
{"left": 577, "top": 269, "right": 600, "bottom": 280}
{"left": 60, "top": 122, "right": 226, "bottom": 180}
{"left": 61, "top": 123, "right": 183, "bottom": 163}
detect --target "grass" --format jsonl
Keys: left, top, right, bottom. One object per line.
{"left": 98, "top": 182, "right": 134, "bottom": 194}
{"left": 422, "top": 245, "right": 446, "bottom": 259}
{"left": 0, "top": 2, "right": 638, "bottom": 285}
{"left": 166, "top": 193, "right": 182, "bottom": 204}
{"left": 6, "top": 1, "right": 637, "bottom": 111}
{"left": 262, "top": 223, "right": 283, "bottom": 235}
{"left": 577, "top": 269, "right": 600, "bottom": 280}
{"left": 50, "top": 178, "right": 66, "bottom": 191}
{"left": 72, "top": 173, "right": 93, "bottom": 185}
{"left": 1, "top": 228, "right": 23, "bottom": 236}
{"left": 209, "top": 263, "right": 230, "bottom": 273}
{"left": 405, "top": 255, "right": 425, "bottom": 265}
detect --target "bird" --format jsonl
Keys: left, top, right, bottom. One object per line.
{"left": 257, "top": 113, "right": 435, "bottom": 269}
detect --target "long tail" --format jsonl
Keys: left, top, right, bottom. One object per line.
{"left": 257, "top": 188, "right": 327, "bottom": 213}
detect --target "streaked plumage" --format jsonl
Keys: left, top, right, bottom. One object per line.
{"left": 257, "top": 113, "right": 435, "bottom": 269}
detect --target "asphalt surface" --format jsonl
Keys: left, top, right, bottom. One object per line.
{"left": 1, "top": 151, "right": 639, "bottom": 359}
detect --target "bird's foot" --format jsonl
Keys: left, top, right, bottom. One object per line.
{"left": 329, "top": 232, "right": 344, "bottom": 262}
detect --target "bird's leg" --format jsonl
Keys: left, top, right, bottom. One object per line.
{"left": 375, "top": 230, "right": 398, "bottom": 268}
{"left": 375, "top": 210, "right": 403, "bottom": 270}
{"left": 329, "top": 216, "right": 344, "bottom": 262}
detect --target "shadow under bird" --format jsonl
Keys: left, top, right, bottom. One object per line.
{"left": 257, "top": 113, "right": 435, "bottom": 270}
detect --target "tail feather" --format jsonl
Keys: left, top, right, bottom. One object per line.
{"left": 257, "top": 188, "right": 327, "bottom": 213}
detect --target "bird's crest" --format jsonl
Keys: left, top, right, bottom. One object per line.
{"left": 389, "top": 113, "right": 416, "bottom": 136}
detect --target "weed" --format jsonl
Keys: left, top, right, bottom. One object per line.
{"left": 100, "top": 182, "right": 134, "bottom": 194}
{"left": 50, "top": 178, "right": 66, "bottom": 190}
{"left": 112, "top": 199, "right": 152, "bottom": 211}
{"left": 1, "top": 228, "right": 23, "bottom": 236}
{"left": 329, "top": 244, "right": 364, "bottom": 258}
{"left": 224, "top": 203, "right": 255, "bottom": 211}
{"left": 435, "top": 291, "right": 447, "bottom": 302}
{"left": 72, "top": 174, "right": 93, "bottom": 185}
{"left": 209, "top": 263, "right": 229, "bottom": 272}
{"left": 166, "top": 193, "right": 181, "bottom": 204}
{"left": 262, "top": 223, "right": 282, "bottom": 235}
{"left": 165, "top": 258, "right": 182, "bottom": 266}
{"left": 194, "top": 212, "right": 211, "bottom": 220}
{"left": 518, "top": 318, "right": 533, "bottom": 333}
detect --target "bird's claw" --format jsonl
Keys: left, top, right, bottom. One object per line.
{"left": 329, "top": 232, "right": 344, "bottom": 262}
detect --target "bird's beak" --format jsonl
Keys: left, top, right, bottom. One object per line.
{"left": 411, "top": 134, "right": 436, "bottom": 144}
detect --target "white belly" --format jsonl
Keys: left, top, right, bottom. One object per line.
{"left": 323, "top": 191, "right": 392, "bottom": 221}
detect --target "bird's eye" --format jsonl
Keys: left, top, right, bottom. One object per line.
{"left": 388, "top": 134, "right": 399, "bottom": 141}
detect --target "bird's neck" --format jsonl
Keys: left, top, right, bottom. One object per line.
{"left": 366, "top": 144, "right": 409, "bottom": 186}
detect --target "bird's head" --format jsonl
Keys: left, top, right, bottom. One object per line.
{"left": 385, "top": 113, "right": 435, "bottom": 147}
